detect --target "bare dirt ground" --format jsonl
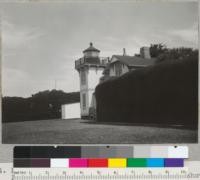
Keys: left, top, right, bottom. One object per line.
{"left": 2, "top": 119, "right": 198, "bottom": 144}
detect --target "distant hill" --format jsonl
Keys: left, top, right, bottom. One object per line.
{"left": 95, "top": 57, "right": 198, "bottom": 129}
{"left": 2, "top": 90, "right": 80, "bottom": 123}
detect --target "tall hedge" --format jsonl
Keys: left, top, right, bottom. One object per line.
{"left": 2, "top": 90, "right": 80, "bottom": 123}
{"left": 95, "top": 58, "right": 198, "bottom": 128}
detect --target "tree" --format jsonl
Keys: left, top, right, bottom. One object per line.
{"left": 150, "top": 43, "right": 198, "bottom": 63}
{"left": 150, "top": 43, "right": 167, "bottom": 58}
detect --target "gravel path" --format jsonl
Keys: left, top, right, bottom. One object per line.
{"left": 2, "top": 119, "right": 198, "bottom": 144}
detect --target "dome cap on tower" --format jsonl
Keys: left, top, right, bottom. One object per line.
{"left": 83, "top": 42, "right": 100, "bottom": 53}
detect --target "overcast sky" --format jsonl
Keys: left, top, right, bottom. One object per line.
{"left": 1, "top": 1, "right": 198, "bottom": 97}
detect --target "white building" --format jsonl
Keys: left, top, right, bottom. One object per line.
{"left": 103, "top": 47, "right": 156, "bottom": 78}
{"left": 61, "top": 103, "right": 80, "bottom": 119}
{"left": 75, "top": 43, "right": 109, "bottom": 118}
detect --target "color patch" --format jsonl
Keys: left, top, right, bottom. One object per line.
{"left": 14, "top": 147, "right": 31, "bottom": 158}
{"left": 14, "top": 158, "right": 31, "bottom": 167}
{"left": 115, "top": 147, "right": 133, "bottom": 158}
{"left": 88, "top": 158, "right": 108, "bottom": 167}
{"left": 81, "top": 146, "right": 100, "bottom": 158}
{"left": 108, "top": 158, "right": 126, "bottom": 168}
{"left": 127, "top": 158, "right": 147, "bottom": 167}
{"left": 164, "top": 158, "right": 184, "bottom": 167}
{"left": 134, "top": 146, "right": 151, "bottom": 158}
{"left": 50, "top": 158, "right": 69, "bottom": 168}
{"left": 150, "top": 146, "right": 168, "bottom": 158}
{"left": 69, "top": 158, "right": 88, "bottom": 167}
{"left": 99, "top": 147, "right": 118, "bottom": 158}
{"left": 31, "top": 159, "right": 50, "bottom": 167}
{"left": 168, "top": 146, "right": 188, "bottom": 158}
{"left": 147, "top": 158, "right": 164, "bottom": 167}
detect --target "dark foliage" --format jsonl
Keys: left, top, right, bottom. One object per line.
{"left": 150, "top": 43, "right": 167, "bottom": 58}
{"left": 95, "top": 57, "right": 198, "bottom": 129}
{"left": 2, "top": 90, "right": 80, "bottom": 123}
{"left": 150, "top": 43, "right": 198, "bottom": 64}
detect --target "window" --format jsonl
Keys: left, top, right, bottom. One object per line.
{"left": 81, "top": 70, "right": 86, "bottom": 85}
{"left": 82, "top": 93, "right": 86, "bottom": 110}
{"left": 115, "top": 63, "right": 122, "bottom": 76}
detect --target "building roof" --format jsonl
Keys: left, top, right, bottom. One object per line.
{"left": 111, "top": 55, "right": 156, "bottom": 67}
{"left": 83, "top": 42, "right": 100, "bottom": 53}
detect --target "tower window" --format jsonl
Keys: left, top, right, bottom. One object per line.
{"left": 81, "top": 70, "right": 86, "bottom": 85}
{"left": 82, "top": 93, "right": 86, "bottom": 110}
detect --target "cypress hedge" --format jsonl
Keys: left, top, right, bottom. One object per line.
{"left": 95, "top": 57, "right": 198, "bottom": 128}
{"left": 2, "top": 90, "right": 80, "bottom": 123}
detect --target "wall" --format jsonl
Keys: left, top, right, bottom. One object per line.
{"left": 88, "top": 67, "right": 104, "bottom": 89}
{"left": 79, "top": 68, "right": 89, "bottom": 91}
{"left": 79, "top": 67, "right": 104, "bottom": 117}
{"left": 122, "top": 64, "right": 129, "bottom": 74}
{"left": 109, "top": 62, "right": 129, "bottom": 76}
{"left": 80, "top": 90, "right": 89, "bottom": 116}
{"left": 109, "top": 65, "right": 115, "bottom": 76}
{"left": 88, "top": 67, "right": 104, "bottom": 110}
{"left": 79, "top": 68, "right": 89, "bottom": 116}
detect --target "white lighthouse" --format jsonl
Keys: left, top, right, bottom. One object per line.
{"left": 75, "top": 43, "right": 108, "bottom": 119}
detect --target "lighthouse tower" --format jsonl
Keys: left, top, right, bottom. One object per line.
{"left": 75, "top": 43, "right": 108, "bottom": 119}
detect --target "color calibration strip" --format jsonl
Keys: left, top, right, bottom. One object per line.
{"left": 14, "top": 158, "right": 184, "bottom": 168}
{"left": 14, "top": 146, "right": 188, "bottom": 158}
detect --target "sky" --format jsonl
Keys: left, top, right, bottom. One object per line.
{"left": 1, "top": 1, "right": 198, "bottom": 97}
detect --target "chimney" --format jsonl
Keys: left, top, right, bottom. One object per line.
{"left": 123, "top": 48, "right": 126, "bottom": 56}
{"left": 140, "top": 47, "right": 151, "bottom": 58}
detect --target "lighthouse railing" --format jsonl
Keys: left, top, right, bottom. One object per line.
{"left": 75, "top": 57, "right": 109, "bottom": 69}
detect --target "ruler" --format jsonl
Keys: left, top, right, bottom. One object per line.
{"left": 1, "top": 162, "right": 200, "bottom": 180}
{"left": 12, "top": 168, "right": 189, "bottom": 180}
